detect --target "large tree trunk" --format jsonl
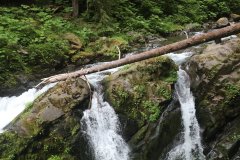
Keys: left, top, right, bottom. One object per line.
{"left": 72, "top": 0, "right": 79, "bottom": 17}
{"left": 37, "top": 23, "right": 240, "bottom": 88}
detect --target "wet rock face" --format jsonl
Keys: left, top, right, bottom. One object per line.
{"left": 0, "top": 78, "right": 91, "bottom": 159}
{"left": 186, "top": 38, "right": 240, "bottom": 159}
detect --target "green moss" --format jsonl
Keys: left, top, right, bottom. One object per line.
{"left": 223, "top": 84, "right": 240, "bottom": 105}
{"left": 120, "top": 64, "right": 131, "bottom": 71}
{"left": 71, "top": 124, "right": 80, "bottom": 136}
{"left": 104, "top": 56, "right": 178, "bottom": 126}
{"left": 133, "top": 85, "right": 146, "bottom": 97}
{"left": 156, "top": 84, "right": 171, "bottom": 99}
{"left": 88, "top": 36, "right": 129, "bottom": 59}
{"left": 225, "top": 84, "right": 240, "bottom": 96}
{"left": 206, "top": 64, "right": 221, "bottom": 80}
{"left": 0, "top": 131, "right": 29, "bottom": 159}
{"left": 162, "top": 70, "right": 178, "bottom": 83}
{"left": 112, "top": 85, "right": 130, "bottom": 108}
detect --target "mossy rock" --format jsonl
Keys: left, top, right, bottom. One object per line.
{"left": 0, "top": 78, "right": 91, "bottom": 159}
{"left": 88, "top": 36, "right": 129, "bottom": 59}
{"left": 63, "top": 33, "right": 83, "bottom": 52}
{"left": 70, "top": 36, "right": 129, "bottom": 66}
{"left": 104, "top": 56, "right": 178, "bottom": 130}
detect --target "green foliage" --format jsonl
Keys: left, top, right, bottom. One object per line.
{"left": 27, "top": 40, "right": 69, "bottom": 67}
{"left": 81, "top": 0, "right": 238, "bottom": 34}
{"left": 224, "top": 84, "right": 240, "bottom": 104}
{"left": 149, "top": 15, "right": 183, "bottom": 34}
{"left": 157, "top": 85, "right": 171, "bottom": 100}
{"left": 133, "top": 85, "right": 146, "bottom": 96}
{"left": 47, "top": 155, "right": 63, "bottom": 160}
{"left": 0, "top": 131, "right": 28, "bottom": 159}
{"left": 74, "top": 27, "right": 97, "bottom": 44}
{"left": 142, "top": 100, "right": 161, "bottom": 122}
{"left": 0, "top": 0, "right": 239, "bottom": 89}
{"left": 0, "top": 6, "right": 90, "bottom": 87}
{"left": 114, "top": 86, "right": 129, "bottom": 107}
{"left": 198, "top": 0, "right": 230, "bottom": 19}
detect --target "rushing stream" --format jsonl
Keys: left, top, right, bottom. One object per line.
{"left": 166, "top": 52, "right": 205, "bottom": 160}
{"left": 0, "top": 83, "right": 56, "bottom": 133}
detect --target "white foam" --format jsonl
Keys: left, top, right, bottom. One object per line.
{"left": 166, "top": 52, "right": 193, "bottom": 65}
{"left": 0, "top": 83, "right": 56, "bottom": 132}
{"left": 81, "top": 90, "right": 130, "bottom": 160}
{"left": 82, "top": 66, "right": 130, "bottom": 160}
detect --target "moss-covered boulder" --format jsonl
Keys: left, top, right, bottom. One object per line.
{"left": 71, "top": 36, "right": 129, "bottom": 66}
{"left": 0, "top": 78, "right": 90, "bottom": 160}
{"left": 186, "top": 38, "right": 240, "bottom": 159}
{"left": 104, "top": 56, "right": 178, "bottom": 127}
{"left": 103, "top": 56, "right": 181, "bottom": 159}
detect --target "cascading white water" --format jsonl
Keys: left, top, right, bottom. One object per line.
{"left": 0, "top": 83, "right": 56, "bottom": 133}
{"left": 166, "top": 52, "right": 205, "bottom": 160}
{"left": 81, "top": 68, "right": 130, "bottom": 160}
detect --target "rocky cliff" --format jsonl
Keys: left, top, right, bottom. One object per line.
{"left": 185, "top": 38, "right": 240, "bottom": 159}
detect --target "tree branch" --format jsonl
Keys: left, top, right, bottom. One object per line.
{"left": 37, "top": 23, "right": 240, "bottom": 88}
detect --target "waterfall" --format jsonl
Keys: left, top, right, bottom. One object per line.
{"left": 166, "top": 52, "right": 205, "bottom": 160}
{"left": 0, "top": 83, "right": 56, "bottom": 133}
{"left": 81, "top": 69, "right": 130, "bottom": 160}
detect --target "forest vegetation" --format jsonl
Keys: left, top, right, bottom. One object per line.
{"left": 0, "top": 0, "right": 240, "bottom": 90}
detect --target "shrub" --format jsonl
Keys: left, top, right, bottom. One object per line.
{"left": 27, "top": 40, "right": 69, "bottom": 68}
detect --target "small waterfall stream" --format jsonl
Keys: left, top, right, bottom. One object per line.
{"left": 81, "top": 68, "right": 130, "bottom": 160}
{"left": 81, "top": 88, "right": 130, "bottom": 160}
{"left": 166, "top": 52, "right": 205, "bottom": 160}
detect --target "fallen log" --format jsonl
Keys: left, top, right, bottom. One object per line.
{"left": 37, "top": 23, "right": 240, "bottom": 88}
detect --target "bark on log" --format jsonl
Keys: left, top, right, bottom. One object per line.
{"left": 37, "top": 23, "right": 240, "bottom": 88}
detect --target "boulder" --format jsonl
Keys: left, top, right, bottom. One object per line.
{"left": 103, "top": 56, "right": 181, "bottom": 159}
{"left": 216, "top": 17, "right": 230, "bottom": 28}
{"left": 0, "top": 78, "right": 91, "bottom": 159}
{"left": 230, "top": 13, "right": 240, "bottom": 22}
{"left": 104, "top": 56, "right": 178, "bottom": 130}
{"left": 185, "top": 38, "right": 240, "bottom": 159}
{"left": 64, "top": 33, "right": 83, "bottom": 51}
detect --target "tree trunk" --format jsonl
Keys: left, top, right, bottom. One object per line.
{"left": 37, "top": 23, "right": 240, "bottom": 88}
{"left": 72, "top": 0, "right": 79, "bottom": 17}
